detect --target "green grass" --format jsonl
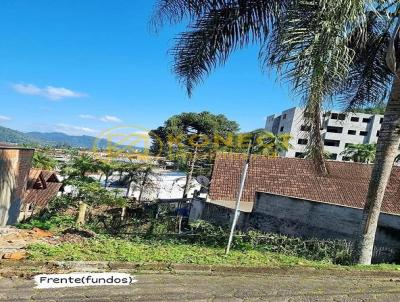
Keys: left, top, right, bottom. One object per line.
{"left": 27, "top": 238, "right": 334, "bottom": 268}
{"left": 17, "top": 215, "right": 75, "bottom": 231}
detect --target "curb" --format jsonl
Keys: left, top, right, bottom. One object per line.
{"left": 2, "top": 260, "right": 400, "bottom": 278}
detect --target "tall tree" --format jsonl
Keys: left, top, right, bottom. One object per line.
{"left": 149, "top": 111, "right": 239, "bottom": 197}
{"left": 152, "top": 0, "right": 400, "bottom": 264}
{"left": 151, "top": 0, "right": 333, "bottom": 175}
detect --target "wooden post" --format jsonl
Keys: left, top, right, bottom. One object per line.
{"left": 121, "top": 207, "right": 126, "bottom": 220}
{"left": 76, "top": 202, "right": 87, "bottom": 225}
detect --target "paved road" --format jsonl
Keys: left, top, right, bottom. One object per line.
{"left": 1, "top": 270, "right": 400, "bottom": 301}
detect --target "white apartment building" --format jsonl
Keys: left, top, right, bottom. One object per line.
{"left": 265, "top": 107, "right": 384, "bottom": 161}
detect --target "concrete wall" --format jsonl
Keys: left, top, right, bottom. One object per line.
{"left": 250, "top": 192, "right": 400, "bottom": 249}
{"left": 0, "top": 148, "right": 33, "bottom": 226}
{"left": 189, "top": 198, "right": 248, "bottom": 228}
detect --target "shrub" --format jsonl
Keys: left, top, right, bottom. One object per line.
{"left": 181, "top": 221, "right": 352, "bottom": 265}
{"left": 17, "top": 215, "right": 75, "bottom": 231}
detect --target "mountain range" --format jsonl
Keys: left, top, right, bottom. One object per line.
{"left": 0, "top": 125, "right": 119, "bottom": 149}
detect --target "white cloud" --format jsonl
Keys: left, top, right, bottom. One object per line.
{"left": 0, "top": 115, "right": 11, "bottom": 122}
{"left": 100, "top": 115, "right": 122, "bottom": 123}
{"left": 79, "top": 114, "right": 122, "bottom": 123}
{"left": 12, "top": 83, "right": 88, "bottom": 100}
{"left": 79, "top": 114, "right": 96, "bottom": 120}
{"left": 56, "top": 123, "right": 97, "bottom": 135}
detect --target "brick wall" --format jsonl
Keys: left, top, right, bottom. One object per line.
{"left": 0, "top": 147, "right": 34, "bottom": 226}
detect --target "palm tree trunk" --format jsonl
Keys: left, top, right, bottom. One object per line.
{"left": 104, "top": 175, "right": 109, "bottom": 188}
{"left": 126, "top": 179, "right": 132, "bottom": 197}
{"left": 355, "top": 76, "right": 400, "bottom": 265}
{"left": 306, "top": 102, "right": 328, "bottom": 175}
{"left": 138, "top": 171, "right": 149, "bottom": 202}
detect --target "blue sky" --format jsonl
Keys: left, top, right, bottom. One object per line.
{"left": 0, "top": 0, "right": 296, "bottom": 137}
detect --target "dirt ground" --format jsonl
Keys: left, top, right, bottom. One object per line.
{"left": 0, "top": 227, "right": 54, "bottom": 260}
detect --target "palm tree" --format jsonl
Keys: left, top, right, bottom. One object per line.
{"left": 98, "top": 161, "right": 115, "bottom": 187}
{"left": 137, "top": 164, "right": 158, "bottom": 202}
{"left": 341, "top": 144, "right": 377, "bottom": 164}
{"left": 32, "top": 151, "right": 57, "bottom": 170}
{"left": 153, "top": 0, "right": 360, "bottom": 174}
{"left": 152, "top": 1, "right": 400, "bottom": 264}
{"left": 121, "top": 161, "right": 141, "bottom": 197}
{"left": 256, "top": 132, "right": 292, "bottom": 157}
{"left": 62, "top": 154, "right": 100, "bottom": 179}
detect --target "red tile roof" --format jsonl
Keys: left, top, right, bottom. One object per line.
{"left": 23, "top": 169, "right": 62, "bottom": 207}
{"left": 209, "top": 153, "right": 400, "bottom": 215}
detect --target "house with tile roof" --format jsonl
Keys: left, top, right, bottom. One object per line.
{"left": 20, "top": 169, "right": 63, "bottom": 220}
{"left": 193, "top": 152, "right": 400, "bottom": 259}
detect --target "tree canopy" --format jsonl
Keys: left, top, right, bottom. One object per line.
{"left": 149, "top": 111, "right": 240, "bottom": 176}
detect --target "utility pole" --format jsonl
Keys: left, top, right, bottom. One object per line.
{"left": 225, "top": 135, "right": 256, "bottom": 254}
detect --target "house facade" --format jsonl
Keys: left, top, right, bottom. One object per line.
{"left": 265, "top": 107, "right": 384, "bottom": 161}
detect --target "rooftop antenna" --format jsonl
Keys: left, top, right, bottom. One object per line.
{"left": 225, "top": 134, "right": 256, "bottom": 254}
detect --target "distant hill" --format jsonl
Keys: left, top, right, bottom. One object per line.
{"left": 26, "top": 131, "right": 112, "bottom": 149}
{"left": 0, "top": 125, "right": 133, "bottom": 150}
{"left": 0, "top": 126, "right": 40, "bottom": 145}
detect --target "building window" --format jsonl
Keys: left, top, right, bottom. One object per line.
{"left": 280, "top": 126, "right": 284, "bottom": 132}
{"left": 380, "top": 118, "right": 384, "bottom": 124}
{"left": 295, "top": 152, "right": 305, "bottom": 158}
{"left": 327, "top": 126, "right": 343, "bottom": 133}
{"left": 298, "top": 139, "right": 308, "bottom": 145}
{"left": 348, "top": 130, "right": 356, "bottom": 135}
{"left": 360, "top": 131, "right": 368, "bottom": 136}
{"left": 300, "top": 125, "right": 311, "bottom": 132}
{"left": 342, "top": 156, "right": 351, "bottom": 161}
{"left": 351, "top": 117, "right": 360, "bottom": 122}
{"left": 377, "top": 130, "right": 380, "bottom": 137}
{"left": 324, "top": 139, "right": 340, "bottom": 147}
{"left": 362, "top": 118, "right": 371, "bottom": 123}
{"left": 330, "top": 113, "right": 345, "bottom": 120}
{"left": 329, "top": 153, "right": 338, "bottom": 160}
{"left": 282, "top": 114, "right": 287, "bottom": 120}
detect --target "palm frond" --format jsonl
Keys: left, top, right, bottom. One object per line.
{"left": 151, "top": 0, "right": 231, "bottom": 30}
{"left": 172, "top": 0, "right": 287, "bottom": 96}
{"left": 265, "top": 0, "right": 367, "bottom": 102}
{"left": 338, "top": 11, "right": 394, "bottom": 110}
{"left": 263, "top": 0, "right": 368, "bottom": 174}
